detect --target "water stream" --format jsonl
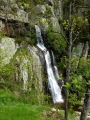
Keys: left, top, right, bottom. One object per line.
{"left": 51, "top": 51, "right": 60, "bottom": 80}
{"left": 35, "top": 25, "right": 63, "bottom": 104}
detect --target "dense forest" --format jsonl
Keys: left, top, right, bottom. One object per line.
{"left": 0, "top": 0, "right": 90, "bottom": 120}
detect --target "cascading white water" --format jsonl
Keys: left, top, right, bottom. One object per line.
{"left": 35, "top": 25, "right": 63, "bottom": 104}
{"left": 44, "top": 51, "right": 63, "bottom": 103}
{"left": 35, "top": 25, "right": 46, "bottom": 51}
{"left": 51, "top": 51, "right": 60, "bottom": 80}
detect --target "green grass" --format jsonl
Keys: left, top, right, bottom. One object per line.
{"left": 0, "top": 89, "right": 77, "bottom": 120}
{"left": 0, "top": 103, "right": 78, "bottom": 120}
{"left": 0, "top": 104, "right": 58, "bottom": 120}
{"left": 0, "top": 89, "right": 59, "bottom": 120}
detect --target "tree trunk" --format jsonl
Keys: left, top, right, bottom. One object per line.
{"left": 64, "top": 2, "right": 72, "bottom": 120}
{"left": 64, "top": 86, "right": 68, "bottom": 120}
{"left": 80, "top": 85, "right": 90, "bottom": 120}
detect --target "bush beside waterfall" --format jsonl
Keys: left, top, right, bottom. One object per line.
{"left": 46, "top": 28, "right": 66, "bottom": 53}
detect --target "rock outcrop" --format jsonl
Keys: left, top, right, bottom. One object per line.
{"left": 0, "top": 0, "right": 28, "bottom": 23}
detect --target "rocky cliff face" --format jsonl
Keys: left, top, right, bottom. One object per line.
{"left": 27, "top": 0, "right": 63, "bottom": 32}
{"left": 0, "top": 0, "right": 63, "bottom": 104}
{"left": 0, "top": 36, "right": 45, "bottom": 104}
{"left": 0, "top": 0, "right": 63, "bottom": 37}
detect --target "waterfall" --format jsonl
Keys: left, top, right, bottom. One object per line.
{"left": 51, "top": 51, "right": 60, "bottom": 80}
{"left": 35, "top": 25, "right": 63, "bottom": 104}
{"left": 35, "top": 25, "right": 46, "bottom": 51}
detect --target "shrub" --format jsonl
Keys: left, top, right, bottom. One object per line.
{"left": 46, "top": 29, "right": 66, "bottom": 53}
{"left": 0, "top": 63, "right": 15, "bottom": 80}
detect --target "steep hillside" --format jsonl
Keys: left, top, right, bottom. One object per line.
{"left": 0, "top": 0, "right": 64, "bottom": 104}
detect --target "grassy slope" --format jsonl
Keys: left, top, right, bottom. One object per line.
{"left": 0, "top": 104, "right": 58, "bottom": 120}
{"left": 0, "top": 103, "right": 79, "bottom": 120}
{"left": 0, "top": 89, "right": 78, "bottom": 120}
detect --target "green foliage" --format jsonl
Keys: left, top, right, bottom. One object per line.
{"left": 71, "top": 73, "right": 86, "bottom": 93}
{"left": 62, "top": 20, "right": 69, "bottom": 31}
{"left": 69, "top": 93, "right": 81, "bottom": 106}
{"left": 18, "top": 89, "right": 50, "bottom": 105}
{"left": 64, "top": 73, "right": 86, "bottom": 110}
{"left": 64, "top": 0, "right": 85, "bottom": 6}
{"left": 30, "top": 27, "right": 36, "bottom": 45}
{"left": 0, "top": 63, "right": 15, "bottom": 80}
{"left": 58, "top": 56, "right": 67, "bottom": 70}
{"left": 65, "top": 82, "right": 71, "bottom": 89}
{"left": 46, "top": 28, "right": 66, "bottom": 53}
{"left": 63, "top": 0, "right": 90, "bottom": 43}
{"left": 72, "top": 15, "right": 89, "bottom": 31}
{"left": 87, "top": 118, "right": 90, "bottom": 120}
{"left": 14, "top": 48, "right": 28, "bottom": 57}
{"left": 23, "top": 3, "right": 29, "bottom": 7}
{"left": 27, "top": 38, "right": 36, "bottom": 45}
{"left": 20, "top": 27, "right": 36, "bottom": 45}
{"left": 67, "top": 58, "right": 90, "bottom": 107}
{"left": 77, "top": 57, "right": 90, "bottom": 78}
{"left": 15, "top": 37, "right": 24, "bottom": 44}
{"left": 18, "top": 90, "right": 38, "bottom": 104}
{"left": 0, "top": 89, "right": 17, "bottom": 105}
{"left": 60, "top": 56, "right": 88, "bottom": 106}
{"left": 63, "top": 15, "right": 89, "bottom": 32}
{"left": 45, "top": 6, "right": 52, "bottom": 15}
{"left": 0, "top": 32, "right": 6, "bottom": 39}
{"left": 15, "top": 36, "right": 35, "bottom": 46}
{"left": 20, "top": 30, "right": 31, "bottom": 37}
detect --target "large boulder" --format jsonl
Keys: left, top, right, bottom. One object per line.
{"left": 0, "top": 37, "right": 19, "bottom": 66}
